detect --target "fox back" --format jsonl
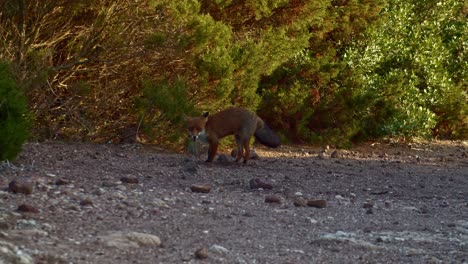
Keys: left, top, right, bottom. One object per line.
{"left": 205, "top": 107, "right": 259, "bottom": 139}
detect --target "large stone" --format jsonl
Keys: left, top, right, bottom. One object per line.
{"left": 249, "top": 178, "right": 273, "bottom": 190}
{"left": 8, "top": 180, "right": 33, "bottom": 195}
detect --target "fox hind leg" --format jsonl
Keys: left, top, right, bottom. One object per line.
{"left": 234, "top": 135, "right": 243, "bottom": 162}
{"left": 242, "top": 138, "right": 251, "bottom": 164}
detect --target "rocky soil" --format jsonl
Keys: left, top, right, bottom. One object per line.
{"left": 0, "top": 140, "right": 467, "bottom": 264}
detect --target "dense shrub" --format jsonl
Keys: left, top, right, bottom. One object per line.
{"left": 346, "top": 0, "right": 467, "bottom": 140}
{"left": 0, "top": 62, "right": 30, "bottom": 161}
{"left": 259, "top": 0, "right": 466, "bottom": 145}
{"left": 258, "top": 0, "right": 385, "bottom": 146}
{"left": 136, "top": 78, "right": 195, "bottom": 144}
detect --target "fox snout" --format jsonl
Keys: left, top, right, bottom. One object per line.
{"left": 187, "top": 129, "right": 207, "bottom": 143}
{"left": 188, "top": 130, "right": 201, "bottom": 142}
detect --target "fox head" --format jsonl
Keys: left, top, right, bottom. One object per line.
{"left": 184, "top": 112, "right": 209, "bottom": 142}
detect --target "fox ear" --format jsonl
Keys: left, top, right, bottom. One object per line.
{"left": 202, "top": 112, "right": 209, "bottom": 118}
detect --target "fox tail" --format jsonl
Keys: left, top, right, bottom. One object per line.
{"left": 254, "top": 124, "right": 280, "bottom": 148}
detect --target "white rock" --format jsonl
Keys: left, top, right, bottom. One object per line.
{"left": 0, "top": 240, "right": 33, "bottom": 264}
{"left": 320, "top": 232, "right": 378, "bottom": 249}
{"left": 16, "top": 219, "right": 36, "bottom": 228}
{"left": 113, "top": 192, "right": 127, "bottom": 200}
{"left": 335, "top": 195, "right": 346, "bottom": 200}
{"left": 116, "top": 185, "right": 127, "bottom": 191}
{"left": 98, "top": 231, "right": 161, "bottom": 249}
{"left": 402, "top": 206, "right": 419, "bottom": 211}
{"left": 152, "top": 198, "right": 169, "bottom": 208}
{"left": 93, "top": 188, "right": 106, "bottom": 196}
{"left": 456, "top": 220, "right": 468, "bottom": 235}
{"left": 12, "top": 229, "right": 49, "bottom": 237}
{"left": 209, "top": 244, "right": 229, "bottom": 255}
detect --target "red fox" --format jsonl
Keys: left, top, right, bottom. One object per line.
{"left": 184, "top": 107, "right": 280, "bottom": 163}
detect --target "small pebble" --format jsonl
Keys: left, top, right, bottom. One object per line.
{"left": 249, "top": 178, "right": 273, "bottom": 190}
{"left": 17, "top": 204, "right": 39, "bottom": 213}
{"left": 307, "top": 199, "right": 327, "bottom": 208}
{"left": 191, "top": 184, "right": 211, "bottom": 193}
{"left": 120, "top": 176, "right": 139, "bottom": 184}
{"left": 293, "top": 197, "right": 307, "bottom": 207}
{"left": 80, "top": 198, "right": 94, "bottom": 206}
{"left": 55, "top": 178, "right": 70, "bottom": 185}
{"left": 265, "top": 195, "right": 281, "bottom": 204}
{"left": 195, "top": 247, "right": 209, "bottom": 259}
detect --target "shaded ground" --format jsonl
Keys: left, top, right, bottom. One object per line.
{"left": 0, "top": 140, "right": 467, "bottom": 264}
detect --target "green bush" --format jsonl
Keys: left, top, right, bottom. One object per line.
{"left": 345, "top": 0, "right": 467, "bottom": 139}
{"left": 257, "top": 0, "right": 386, "bottom": 146}
{"left": 0, "top": 62, "right": 31, "bottom": 161}
{"left": 136, "top": 77, "right": 195, "bottom": 144}
{"left": 259, "top": 0, "right": 466, "bottom": 145}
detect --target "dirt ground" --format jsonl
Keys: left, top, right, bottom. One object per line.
{"left": 0, "top": 140, "right": 467, "bottom": 264}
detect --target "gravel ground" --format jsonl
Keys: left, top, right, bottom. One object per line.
{"left": 0, "top": 140, "right": 467, "bottom": 264}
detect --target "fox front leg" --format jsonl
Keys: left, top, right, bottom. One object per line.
{"left": 206, "top": 140, "right": 218, "bottom": 162}
{"left": 234, "top": 135, "right": 244, "bottom": 162}
{"left": 242, "top": 139, "right": 251, "bottom": 164}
